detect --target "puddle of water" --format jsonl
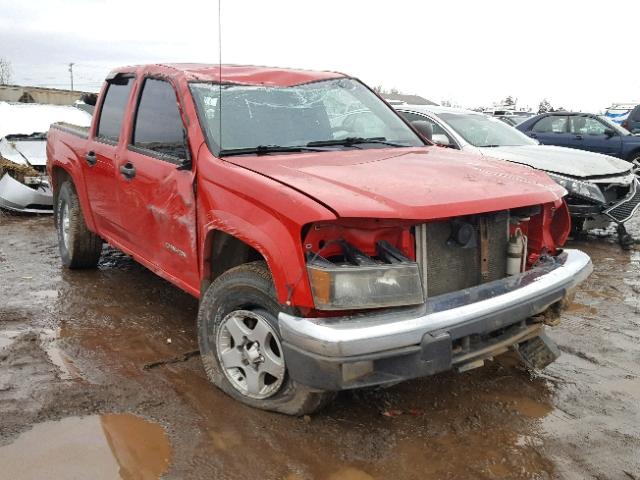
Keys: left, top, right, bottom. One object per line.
{"left": 0, "top": 414, "right": 171, "bottom": 480}
{"left": 326, "top": 467, "right": 375, "bottom": 480}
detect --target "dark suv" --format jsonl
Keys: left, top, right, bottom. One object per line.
{"left": 622, "top": 104, "right": 640, "bottom": 135}
{"left": 517, "top": 112, "right": 640, "bottom": 165}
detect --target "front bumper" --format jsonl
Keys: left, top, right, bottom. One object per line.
{"left": 0, "top": 173, "right": 53, "bottom": 214}
{"left": 279, "top": 249, "right": 592, "bottom": 390}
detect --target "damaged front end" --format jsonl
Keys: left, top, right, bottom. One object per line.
{"left": 277, "top": 202, "right": 589, "bottom": 390}
{"left": 548, "top": 171, "right": 640, "bottom": 232}
{"left": 0, "top": 135, "right": 53, "bottom": 214}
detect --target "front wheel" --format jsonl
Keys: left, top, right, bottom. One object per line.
{"left": 55, "top": 180, "right": 103, "bottom": 269}
{"left": 197, "top": 261, "right": 335, "bottom": 415}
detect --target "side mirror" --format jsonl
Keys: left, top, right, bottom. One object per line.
{"left": 411, "top": 120, "right": 433, "bottom": 142}
{"left": 432, "top": 133, "right": 451, "bottom": 147}
{"left": 604, "top": 128, "right": 616, "bottom": 137}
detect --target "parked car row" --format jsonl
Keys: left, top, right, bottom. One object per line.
{"left": 394, "top": 105, "right": 640, "bottom": 245}
{"left": 605, "top": 102, "right": 640, "bottom": 133}
{"left": 42, "top": 64, "right": 595, "bottom": 414}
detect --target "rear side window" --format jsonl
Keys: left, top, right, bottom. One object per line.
{"left": 632, "top": 106, "right": 640, "bottom": 121}
{"left": 96, "top": 77, "right": 134, "bottom": 141}
{"left": 132, "top": 78, "right": 186, "bottom": 160}
{"left": 532, "top": 116, "right": 568, "bottom": 133}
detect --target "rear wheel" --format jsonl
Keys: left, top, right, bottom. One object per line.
{"left": 197, "top": 261, "right": 335, "bottom": 415}
{"left": 55, "top": 180, "right": 103, "bottom": 268}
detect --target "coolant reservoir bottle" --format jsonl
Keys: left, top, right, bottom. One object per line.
{"left": 507, "top": 230, "right": 524, "bottom": 276}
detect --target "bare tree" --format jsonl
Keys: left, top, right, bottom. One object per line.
{"left": 373, "top": 86, "right": 403, "bottom": 95}
{"left": 538, "top": 98, "right": 554, "bottom": 114}
{"left": 502, "top": 95, "right": 516, "bottom": 107}
{"left": 0, "top": 58, "right": 12, "bottom": 85}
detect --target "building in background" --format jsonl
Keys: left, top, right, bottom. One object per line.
{"left": 0, "top": 84, "right": 90, "bottom": 106}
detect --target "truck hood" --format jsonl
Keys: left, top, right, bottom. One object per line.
{"left": 225, "top": 147, "right": 566, "bottom": 219}
{"left": 476, "top": 145, "right": 632, "bottom": 178}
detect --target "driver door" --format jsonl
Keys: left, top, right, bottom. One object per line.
{"left": 567, "top": 115, "right": 622, "bottom": 156}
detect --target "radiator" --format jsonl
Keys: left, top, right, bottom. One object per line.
{"left": 415, "top": 212, "right": 509, "bottom": 297}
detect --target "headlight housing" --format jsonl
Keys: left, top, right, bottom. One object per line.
{"left": 547, "top": 172, "right": 606, "bottom": 204}
{"left": 306, "top": 241, "right": 424, "bottom": 310}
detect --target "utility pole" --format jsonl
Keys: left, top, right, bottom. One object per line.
{"left": 68, "top": 62, "right": 74, "bottom": 91}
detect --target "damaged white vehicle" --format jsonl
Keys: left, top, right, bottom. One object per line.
{"left": 397, "top": 105, "right": 640, "bottom": 246}
{"left": 0, "top": 102, "right": 91, "bottom": 213}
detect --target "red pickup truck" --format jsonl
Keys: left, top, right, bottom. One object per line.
{"left": 47, "top": 64, "right": 592, "bottom": 414}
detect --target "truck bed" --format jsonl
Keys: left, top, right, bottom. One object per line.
{"left": 50, "top": 122, "right": 89, "bottom": 139}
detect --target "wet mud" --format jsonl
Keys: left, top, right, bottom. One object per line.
{"left": 0, "top": 212, "right": 639, "bottom": 479}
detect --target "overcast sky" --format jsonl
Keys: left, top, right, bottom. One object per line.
{"left": 1, "top": 0, "right": 638, "bottom": 112}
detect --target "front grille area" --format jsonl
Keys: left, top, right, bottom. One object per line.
{"left": 605, "top": 179, "right": 640, "bottom": 223}
{"left": 416, "top": 212, "right": 509, "bottom": 297}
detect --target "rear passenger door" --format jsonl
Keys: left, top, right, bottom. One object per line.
{"left": 85, "top": 75, "right": 134, "bottom": 239}
{"left": 527, "top": 115, "right": 571, "bottom": 147}
{"left": 117, "top": 77, "right": 199, "bottom": 292}
{"left": 567, "top": 115, "right": 622, "bottom": 156}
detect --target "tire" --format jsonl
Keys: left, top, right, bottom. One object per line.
{"left": 55, "top": 180, "right": 103, "bottom": 269}
{"left": 197, "top": 261, "right": 335, "bottom": 415}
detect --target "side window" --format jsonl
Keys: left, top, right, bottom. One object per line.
{"left": 632, "top": 106, "right": 640, "bottom": 122}
{"left": 532, "top": 116, "right": 568, "bottom": 134}
{"left": 96, "top": 77, "right": 134, "bottom": 141}
{"left": 569, "top": 116, "right": 607, "bottom": 135}
{"left": 132, "top": 78, "right": 186, "bottom": 160}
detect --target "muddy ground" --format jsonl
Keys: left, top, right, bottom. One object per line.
{"left": 0, "top": 213, "right": 639, "bottom": 480}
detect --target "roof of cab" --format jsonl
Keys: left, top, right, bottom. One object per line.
{"left": 109, "top": 63, "right": 347, "bottom": 87}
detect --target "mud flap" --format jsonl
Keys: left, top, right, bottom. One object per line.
{"left": 515, "top": 332, "right": 560, "bottom": 370}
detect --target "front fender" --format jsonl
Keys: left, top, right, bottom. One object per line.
{"left": 200, "top": 211, "right": 312, "bottom": 307}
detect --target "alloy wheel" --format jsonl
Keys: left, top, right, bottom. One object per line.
{"left": 216, "top": 309, "right": 286, "bottom": 399}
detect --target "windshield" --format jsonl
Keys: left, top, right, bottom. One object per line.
{"left": 189, "top": 78, "right": 424, "bottom": 155}
{"left": 438, "top": 113, "right": 537, "bottom": 147}
{"left": 598, "top": 115, "right": 631, "bottom": 135}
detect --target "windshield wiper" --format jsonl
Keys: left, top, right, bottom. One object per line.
{"left": 477, "top": 144, "right": 501, "bottom": 148}
{"left": 219, "top": 145, "right": 328, "bottom": 157}
{"left": 307, "top": 137, "right": 407, "bottom": 148}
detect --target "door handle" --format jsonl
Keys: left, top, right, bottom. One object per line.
{"left": 85, "top": 151, "right": 97, "bottom": 166}
{"left": 574, "top": 134, "right": 583, "bottom": 140}
{"left": 119, "top": 162, "right": 136, "bottom": 179}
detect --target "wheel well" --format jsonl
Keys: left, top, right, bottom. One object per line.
{"left": 51, "top": 167, "right": 71, "bottom": 223}
{"left": 51, "top": 167, "right": 71, "bottom": 195}
{"left": 201, "top": 230, "right": 266, "bottom": 293}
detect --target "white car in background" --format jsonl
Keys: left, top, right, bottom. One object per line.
{"left": 0, "top": 102, "right": 91, "bottom": 213}
{"left": 395, "top": 105, "right": 640, "bottom": 245}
